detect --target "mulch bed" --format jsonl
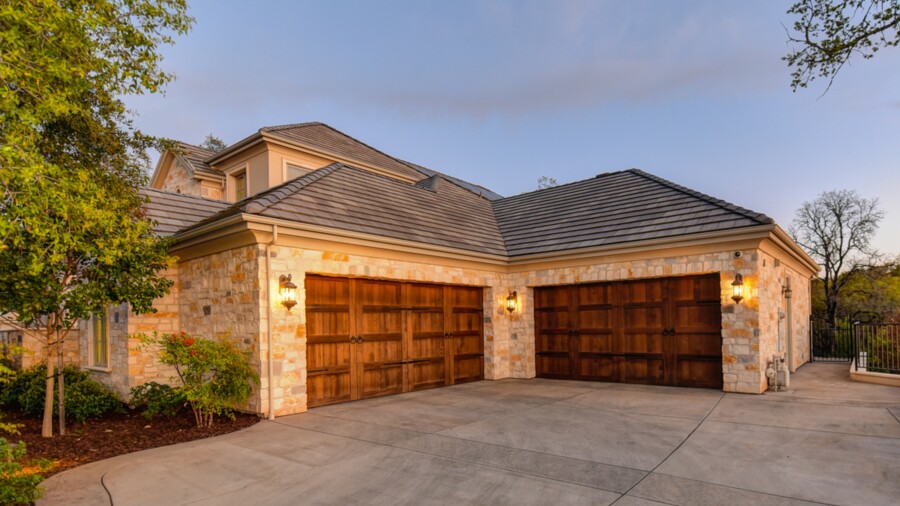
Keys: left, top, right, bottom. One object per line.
{"left": 3, "top": 409, "right": 260, "bottom": 477}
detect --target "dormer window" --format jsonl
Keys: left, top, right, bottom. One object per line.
{"left": 234, "top": 171, "right": 246, "bottom": 200}
{"left": 285, "top": 162, "right": 311, "bottom": 182}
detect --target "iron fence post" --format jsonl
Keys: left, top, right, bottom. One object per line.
{"left": 853, "top": 321, "right": 860, "bottom": 371}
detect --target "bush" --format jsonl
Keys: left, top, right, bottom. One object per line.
{"left": 0, "top": 364, "right": 125, "bottom": 423}
{"left": 140, "top": 332, "right": 258, "bottom": 427}
{"left": 0, "top": 439, "right": 50, "bottom": 506}
{"left": 130, "top": 382, "right": 186, "bottom": 419}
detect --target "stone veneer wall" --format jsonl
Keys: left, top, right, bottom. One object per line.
{"left": 96, "top": 241, "right": 812, "bottom": 414}
{"left": 177, "top": 246, "right": 264, "bottom": 413}
{"left": 159, "top": 156, "right": 224, "bottom": 201}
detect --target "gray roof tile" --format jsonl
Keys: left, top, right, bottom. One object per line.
{"left": 140, "top": 188, "right": 230, "bottom": 237}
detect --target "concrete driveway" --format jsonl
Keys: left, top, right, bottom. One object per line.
{"left": 41, "top": 364, "right": 899, "bottom": 506}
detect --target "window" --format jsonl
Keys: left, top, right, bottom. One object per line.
{"left": 234, "top": 172, "right": 246, "bottom": 201}
{"left": 90, "top": 307, "right": 109, "bottom": 368}
{"left": 285, "top": 162, "right": 310, "bottom": 181}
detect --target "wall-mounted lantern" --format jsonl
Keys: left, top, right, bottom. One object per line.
{"left": 506, "top": 290, "right": 518, "bottom": 313}
{"left": 731, "top": 273, "right": 744, "bottom": 304}
{"left": 279, "top": 274, "right": 298, "bottom": 311}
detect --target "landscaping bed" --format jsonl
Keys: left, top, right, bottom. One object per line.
{"left": 4, "top": 409, "right": 259, "bottom": 477}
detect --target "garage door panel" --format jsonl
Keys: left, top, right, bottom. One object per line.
{"left": 622, "top": 357, "right": 666, "bottom": 384}
{"left": 577, "top": 332, "right": 615, "bottom": 354}
{"left": 536, "top": 274, "right": 723, "bottom": 389}
{"left": 577, "top": 356, "right": 618, "bottom": 381}
{"left": 361, "top": 363, "right": 404, "bottom": 398}
{"left": 537, "top": 354, "right": 571, "bottom": 379}
{"left": 453, "top": 355, "right": 483, "bottom": 384}
{"left": 674, "top": 358, "right": 723, "bottom": 389}
{"left": 576, "top": 308, "right": 613, "bottom": 332}
{"left": 306, "top": 371, "right": 352, "bottom": 406}
{"left": 537, "top": 332, "right": 570, "bottom": 353}
{"left": 621, "top": 332, "right": 665, "bottom": 354}
{"left": 675, "top": 333, "right": 722, "bottom": 356}
{"left": 536, "top": 309, "right": 572, "bottom": 332}
{"left": 408, "top": 359, "right": 446, "bottom": 391}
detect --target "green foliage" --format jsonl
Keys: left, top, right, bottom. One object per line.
{"left": 0, "top": 439, "right": 50, "bottom": 506}
{"left": 785, "top": 1, "right": 900, "bottom": 91}
{"left": 0, "top": 347, "right": 21, "bottom": 435}
{"left": 199, "top": 134, "right": 228, "bottom": 153}
{"left": 0, "top": 365, "right": 124, "bottom": 423}
{"left": 0, "top": 0, "right": 191, "bottom": 436}
{"left": 140, "top": 333, "right": 258, "bottom": 427}
{"left": 130, "top": 381, "right": 186, "bottom": 419}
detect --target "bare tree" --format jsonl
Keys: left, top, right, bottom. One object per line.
{"left": 791, "top": 190, "right": 884, "bottom": 326}
{"left": 784, "top": 0, "right": 900, "bottom": 92}
{"left": 537, "top": 176, "right": 558, "bottom": 190}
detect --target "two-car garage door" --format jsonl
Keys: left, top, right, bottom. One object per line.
{"left": 305, "top": 275, "right": 484, "bottom": 408}
{"left": 535, "top": 274, "right": 723, "bottom": 389}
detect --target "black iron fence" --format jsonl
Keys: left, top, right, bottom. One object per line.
{"left": 810, "top": 319, "right": 854, "bottom": 362}
{"left": 855, "top": 323, "right": 900, "bottom": 375}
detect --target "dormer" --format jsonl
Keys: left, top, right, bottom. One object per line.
{"left": 150, "top": 123, "right": 427, "bottom": 203}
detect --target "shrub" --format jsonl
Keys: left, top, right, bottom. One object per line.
{"left": 140, "top": 332, "right": 258, "bottom": 427}
{"left": 0, "top": 364, "right": 125, "bottom": 422}
{"left": 129, "top": 382, "right": 186, "bottom": 419}
{"left": 0, "top": 439, "right": 50, "bottom": 506}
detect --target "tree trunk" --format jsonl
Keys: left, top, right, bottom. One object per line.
{"left": 42, "top": 341, "right": 55, "bottom": 438}
{"left": 57, "top": 342, "right": 66, "bottom": 435}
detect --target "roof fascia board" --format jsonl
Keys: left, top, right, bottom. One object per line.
{"left": 149, "top": 150, "right": 173, "bottom": 188}
{"left": 768, "top": 225, "right": 820, "bottom": 274}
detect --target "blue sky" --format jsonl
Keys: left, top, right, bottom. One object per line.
{"left": 126, "top": 0, "right": 900, "bottom": 253}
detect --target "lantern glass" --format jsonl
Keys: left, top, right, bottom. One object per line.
{"left": 731, "top": 273, "right": 744, "bottom": 304}
{"left": 506, "top": 291, "right": 517, "bottom": 313}
{"left": 279, "top": 274, "right": 298, "bottom": 311}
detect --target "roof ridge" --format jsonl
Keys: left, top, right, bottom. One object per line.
{"left": 140, "top": 187, "right": 225, "bottom": 203}
{"left": 259, "top": 122, "right": 324, "bottom": 133}
{"left": 626, "top": 168, "right": 774, "bottom": 224}
{"left": 400, "top": 159, "right": 503, "bottom": 201}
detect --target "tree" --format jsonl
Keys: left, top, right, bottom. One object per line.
{"left": 832, "top": 259, "right": 900, "bottom": 322}
{"left": 199, "top": 134, "right": 227, "bottom": 153}
{"left": 784, "top": 0, "right": 900, "bottom": 91}
{"left": 791, "top": 190, "right": 884, "bottom": 327}
{"left": 0, "top": 0, "right": 192, "bottom": 437}
{"left": 537, "top": 176, "right": 558, "bottom": 190}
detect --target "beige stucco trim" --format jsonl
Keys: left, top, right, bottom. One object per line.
{"left": 767, "top": 226, "right": 820, "bottom": 274}
{"left": 149, "top": 151, "right": 174, "bottom": 189}
{"left": 170, "top": 214, "right": 817, "bottom": 280}
{"left": 205, "top": 132, "right": 420, "bottom": 185}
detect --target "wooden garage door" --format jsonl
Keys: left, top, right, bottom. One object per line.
{"left": 307, "top": 276, "right": 484, "bottom": 407}
{"left": 535, "top": 274, "right": 722, "bottom": 389}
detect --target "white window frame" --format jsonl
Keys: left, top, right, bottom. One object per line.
{"left": 282, "top": 159, "right": 313, "bottom": 182}
{"left": 86, "top": 305, "right": 111, "bottom": 372}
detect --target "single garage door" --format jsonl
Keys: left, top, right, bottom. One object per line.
{"left": 305, "top": 275, "right": 484, "bottom": 407}
{"left": 535, "top": 273, "right": 722, "bottom": 389}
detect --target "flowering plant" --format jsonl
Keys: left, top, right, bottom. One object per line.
{"left": 139, "top": 332, "right": 257, "bottom": 427}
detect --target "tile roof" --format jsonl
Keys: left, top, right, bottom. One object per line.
{"left": 140, "top": 188, "right": 230, "bottom": 237}
{"left": 179, "top": 163, "right": 508, "bottom": 256}
{"left": 173, "top": 143, "right": 222, "bottom": 180}
{"left": 492, "top": 169, "right": 773, "bottom": 256}
{"left": 260, "top": 123, "right": 426, "bottom": 181}
{"left": 147, "top": 163, "right": 774, "bottom": 258}
{"left": 402, "top": 160, "right": 504, "bottom": 201}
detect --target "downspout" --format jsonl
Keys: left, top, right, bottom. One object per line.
{"left": 265, "top": 225, "right": 278, "bottom": 420}
{"left": 785, "top": 277, "right": 793, "bottom": 371}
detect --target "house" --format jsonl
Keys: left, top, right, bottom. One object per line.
{"left": 72, "top": 122, "right": 817, "bottom": 417}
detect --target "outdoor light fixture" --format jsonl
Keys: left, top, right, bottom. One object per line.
{"left": 279, "top": 274, "right": 298, "bottom": 311}
{"left": 731, "top": 273, "right": 744, "bottom": 304}
{"left": 506, "top": 290, "right": 518, "bottom": 313}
